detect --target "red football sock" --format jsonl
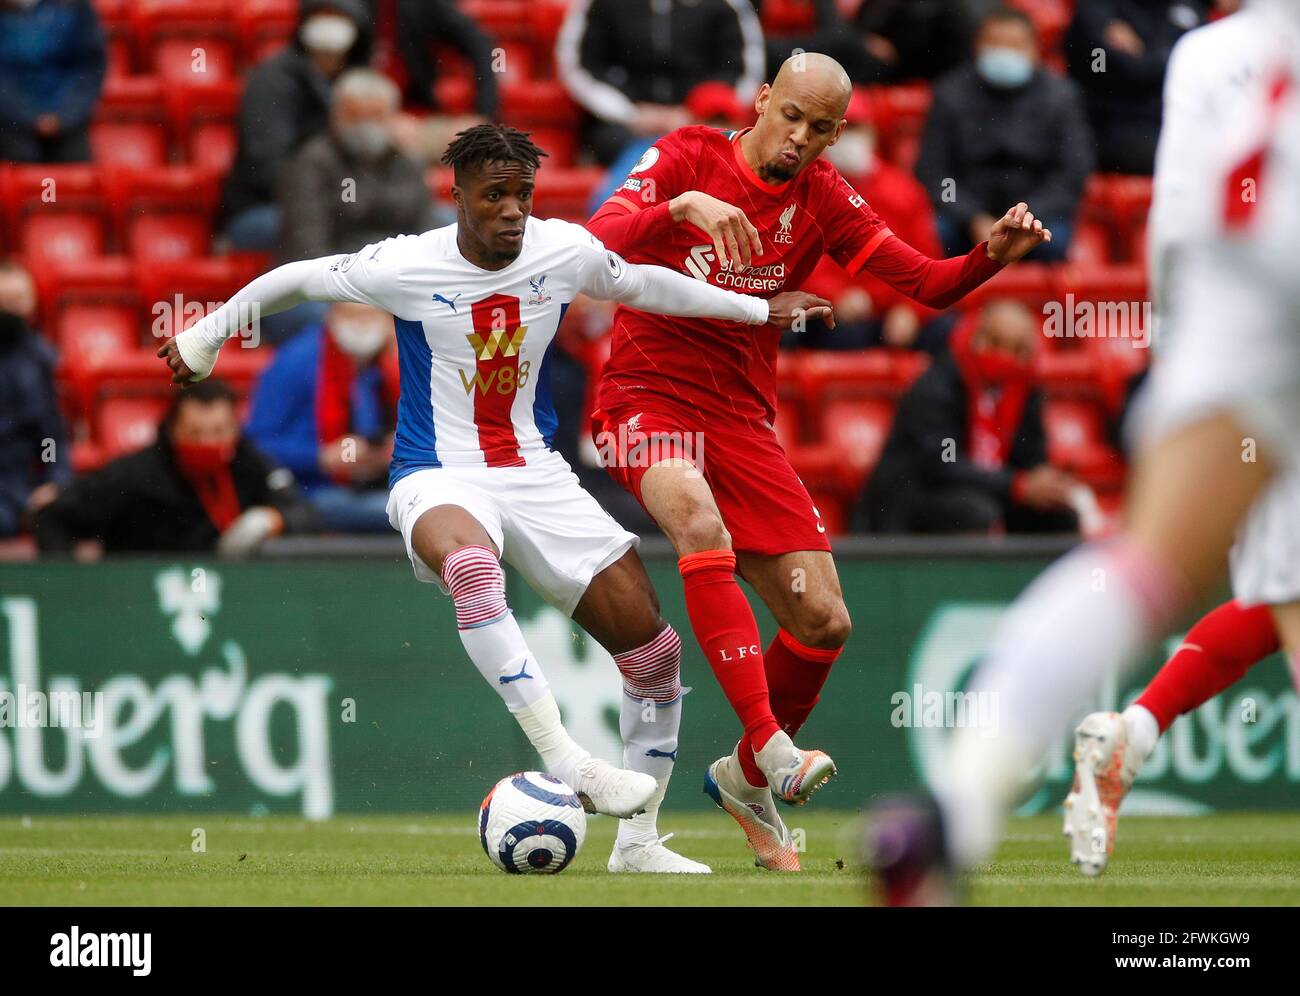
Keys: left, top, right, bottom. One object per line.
{"left": 1135, "top": 599, "right": 1279, "bottom": 732}
{"left": 678, "top": 550, "right": 779, "bottom": 754}
{"left": 738, "top": 629, "right": 842, "bottom": 786}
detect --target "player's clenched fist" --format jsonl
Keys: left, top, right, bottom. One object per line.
{"left": 767, "top": 291, "right": 835, "bottom": 331}
{"left": 156, "top": 337, "right": 198, "bottom": 384}
{"left": 669, "top": 190, "right": 764, "bottom": 270}
{"left": 986, "top": 202, "right": 1053, "bottom": 264}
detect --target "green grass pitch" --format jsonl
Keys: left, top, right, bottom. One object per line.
{"left": 2, "top": 812, "right": 1298, "bottom": 906}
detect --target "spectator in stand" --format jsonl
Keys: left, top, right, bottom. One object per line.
{"left": 587, "top": 80, "right": 749, "bottom": 214}
{"left": 918, "top": 6, "right": 1092, "bottom": 263}
{"left": 245, "top": 302, "right": 397, "bottom": 533}
{"left": 221, "top": 0, "right": 373, "bottom": 251}
{"left": 280, "top": 69, "right": 441, "bottom": 263}
{"left": 0, "top": 261, "right": 70, "bottom": 537}
{"left": 269, "top": 69, "right": 444, "bottom": 343}
{"left": 1065, "top": 0, "right": 1210, "bottom": 175}
{"left": 395, "top": 0, "right": 500, "bottom": 121}
{"left": 557, "top": 0, "right": 765, "bottom": 165}
{"left": 859, "top": 300, "right": 1080, "bottom": 535}
{"left": 853, "top": 0, "right": 979, "bottom": 83}
{"left": 797, "top": 89, "right": 951, "bottom": 352}
{"left": 35, "top": 380, "right": 317, "bottom": 555}
{"left": 758, "top": 0, "right": 886, "bottom": 85}
{"left": 0, "top": 0, "right": 105, "bottom": 163}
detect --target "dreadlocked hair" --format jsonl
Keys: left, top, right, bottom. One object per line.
{"left": 440, "top": 124, "right": 548, "bottom": 180}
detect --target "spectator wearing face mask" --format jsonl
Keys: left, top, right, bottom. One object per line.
{"left": 245, "top": 302, "right": 398, "bottom": 533}
{"left": 221, "top": 0, "right": 373, "bottom": 251}
{"left": 0, "top": 261, "right": 70, "bottom": 538}
{"left": 35, "top": 380, "right": 317, "bottom": 556}
{"left": 797, "top": 89, "right": 949, "bottom": 351}
{"left": 0, "top": 0, "right": 106, "bottom": 163}
{"left": 858, "top": 300, "right": 1081, "bottom": 534}
{"left": 917, "top": 6, "right": 1093, "bottom": 264}
{"left": 265, "top": 68, "right": 445, "bottom": 344}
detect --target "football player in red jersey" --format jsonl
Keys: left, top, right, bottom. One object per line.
{"left": 585, "top": 52, "right": 1053, "bottom": 870}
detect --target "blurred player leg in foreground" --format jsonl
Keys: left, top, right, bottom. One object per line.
{"left": 870, "top": 16, "right": 1300, "bottom": 901}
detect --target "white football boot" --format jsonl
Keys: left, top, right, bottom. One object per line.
{"left": 1063, "top": 711, "right": 1144, "bottom": 877}
{"left": 704, "top": 751, "right": 801, "bottom": 871}
{"left": 608, "top": 778, "right": 712, "bottom": 873}
{"left": 752, "top": 729, "right": 837, "bottom": 805}
{"left": 608, "top": 833, "right": 712, "bottom": 873}
{"left": 568, "top": 757, "right": 657, "bottom": 819}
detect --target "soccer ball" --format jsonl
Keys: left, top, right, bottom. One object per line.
{"left": 478, "top": 772, "right": 588, "bottom": 874}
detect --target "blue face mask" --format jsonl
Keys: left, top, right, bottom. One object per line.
{"left": 976, "top": 47, "right": 1034, "bottom": 89}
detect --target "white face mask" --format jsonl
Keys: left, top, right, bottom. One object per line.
{"left": 301, "top": 14, "right": 358, "bottom": 55}
{"left": 330, "top": 319, "right": 389, "bottom": 360}
{"left": 337, "top": 120, "right": 392, "bottom": 160}
{"left": 825, "top": 130, "right": 875, "bottom": 177}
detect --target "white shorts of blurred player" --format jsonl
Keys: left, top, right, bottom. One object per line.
{"left": 386, "top": 449, "right": 638, "bottom": 616}
{"left": 1134, "top": 247, "right": 1300, "bottom": 609}
{"left": 1232, "top": 471, "right": 1300, "bottom": 606}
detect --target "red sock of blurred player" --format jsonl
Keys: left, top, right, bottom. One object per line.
{"left": 1134, "top": 599, "right": 1279, "bottom": 731}
{"left": 678, "top": 550, "right": 780, "bottom": 757}
{"left": 737, "top": 630, "right": 841, "bottom": 787}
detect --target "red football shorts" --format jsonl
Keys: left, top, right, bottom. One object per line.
{"left": 591, "top": 404, "right": 831, "bottom": 556}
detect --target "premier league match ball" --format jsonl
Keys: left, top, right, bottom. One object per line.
{"left": 478, "top": 772, "right": 588, "bottom": 874}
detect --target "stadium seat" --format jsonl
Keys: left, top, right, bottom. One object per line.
{"left": 1043, "top": 397, "right": 1125, "bottom": 488}
{"left": 93, "top": 393, "right": 170, "bottom": 460}
{"left": 501, "top": 81, "right": 581, "bottom": 128}
{"left": 29, "top": 254, "right": 133, "bottom": 334}
{"left": 0, "top": 165, "right": 109, "bottom": 263}
{"left": 866, "top": 84, "right": 932, "bottom": 171}
{"left": 759, "top": 0, "right": 819, "bottom": 34}
{"left": 106, "top": 166, "right": 220, "bottom": 261}
{"left": 462, "top": 0, "right": 532, "bottom": 43}
{"left": 133, "top": 0, "right": 237, "bottom": 86}
{"left": 234, "top": 0, "right": 298, "bottom": 67}
{"left": 819, "top": 396, "right": 897, "bottom": 486}
{"left": 90, "top": 77, "right": 169, "bottom": 168}
{"left": 535, "top": 167, "right": 606, "bottom": 220}
{"left": 57, "top": 304, "right": 139, "bottom": 360}
{"left": 166, "top": 79, "right": 242, "bottom": 173}
{"left": 94, "top": 0, "right": 135, "bottom": 77}
{"left": 136, "top": 256, "right": 266, "bottom": 340}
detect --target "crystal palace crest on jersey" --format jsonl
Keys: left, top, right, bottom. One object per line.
{"left": 528, "top": 274, "right": 551, "bottom": 305}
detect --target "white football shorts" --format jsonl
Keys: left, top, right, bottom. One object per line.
{"left": 1231, "top": 470, "right": 1300, "bottom": 606}
{"left": 386, "top": 449, "right": 638, "bottom": 616}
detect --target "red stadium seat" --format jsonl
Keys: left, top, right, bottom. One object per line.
{"left": 462, "top": 0, "right": 532, "bottom": 42}
{"left": 93, "top": 393, "right": 170, "bottom": 460}
{"left": 501, "top": 81, "right": 580, "bottom": 128}
{"left": 133, "top": 0, "right": 237, "bottom": 86}
{"left": 759, "top": 0, "right": 819, "bottom": 34}
{"left": 865, "top": 84, "right": 932, "bottom": 171}
{"left": 30, "top": 255, "right": 137, "bottom": 346}
{"left": 0, "top": 165, "right": 109, "bottom": 263}
{"left": 91, "top": 77, "right": 169, "bottom": 168}
{"left": 137, "top": 256, "right": 267, "bottom": 340}
{"left": 94, "top": 0, "right": 135, "bottom": 76}
{"left": 166, "top": 79, "right": 242, "bottom": 173}
{"left": 535, "top": 167, "right": 606, "bottom": 221}
{"left": 819, "top": 396, "right": 896, "bottom": 486}
{"left": 106, "top": 166, "right": 220, "bottom": 261}
{"left": 527, "top": 127, "right": 579, "bottom": 169}
{"left": 1042, "top": 398, "right": 1125, "bottom": 488}
{"left": 234, "top": 0, "right": 298, "bottom": 68}
{"left": 57, "top": 304, "right": 139, "bottom": 359}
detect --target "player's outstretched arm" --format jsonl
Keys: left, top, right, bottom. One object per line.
{"left": 158, "top": 241, "right": 400, "bottom": 383}
{"left": 157, "top": 259, "right": 331, "bottom": 383}
{"left": 596, "top": 256, "right": 771, "bottom": 324}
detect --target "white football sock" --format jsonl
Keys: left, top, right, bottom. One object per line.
{"left": 611, "top": 627, "right": 683, "bottom": 846}
{"left": 936, "top": 540, "right": 1185, "bottom": 870}
{"left": 442, "top": 545, "right": 587, "bottom": 780}
{"left": 616, "top": 692, "right": 682, "bottom": 846}
{"left": 1122, "top": 703, "right": 1160, "bottom": 768}
{"left": 512, "top": 693, "right": 589, "bottom": 784}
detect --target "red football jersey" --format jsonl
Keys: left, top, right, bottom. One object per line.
{"left": 591, "top": 125, "right": 893, "bottom": 425}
